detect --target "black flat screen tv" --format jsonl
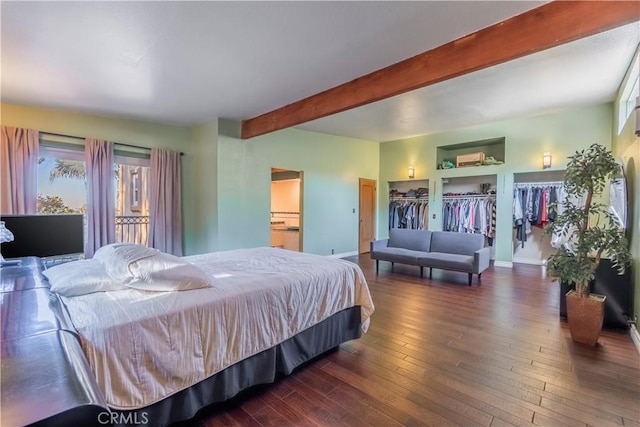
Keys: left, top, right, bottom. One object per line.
{"left": 1, "top": 214, "right": 84, "bottom": 258}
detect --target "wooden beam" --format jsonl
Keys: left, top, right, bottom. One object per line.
{"left": 241, "top": 1, "right": 639, "bottom": 139}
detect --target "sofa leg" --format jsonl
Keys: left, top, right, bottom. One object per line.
{"left": 420, "top": 266, "right": 423, "bottom": 278}
{"left": 478, "top": 273, "right": 482, "bottom": 281}
{"left": 468, "top": 273, "right": 472, "bottom": 286}
{"left": 376, "top": 260, "right": 379, "bottom": 274}
{"left": 429, "top": 267, "right": 432, "bottom": 279}
{"left": 391, "top": 262, "right": 394, "bottom": 271}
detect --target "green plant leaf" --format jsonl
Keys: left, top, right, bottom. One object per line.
{"left": 546, "top": 143, "right": 631, "bottom": 297}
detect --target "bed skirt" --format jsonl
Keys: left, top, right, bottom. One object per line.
{"left": 111, "top": 305, "right": 362, "bottom": 427}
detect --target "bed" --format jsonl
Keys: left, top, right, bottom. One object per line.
{"left": 35, "top": 246, "right": 374, "bottom": 426}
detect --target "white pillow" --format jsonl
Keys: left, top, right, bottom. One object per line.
{"left": 127, "top": 252, "right": 213, "bottom": 292}
{"left": 43, "top": 259, "right": 128, "bottom": 297}
{"left": 93, "top": 243, "right": 159, "bottom": 284}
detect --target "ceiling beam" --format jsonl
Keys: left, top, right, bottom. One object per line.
{"left": 241, "top": 1, "right": 639, "bottom": 139}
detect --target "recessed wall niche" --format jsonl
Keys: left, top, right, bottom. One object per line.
{"left": 436, "top": 137, "right": 505, "bottom": 169}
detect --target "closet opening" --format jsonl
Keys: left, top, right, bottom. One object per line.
{"left": 512, "top": 170, "right": 566, "bottom": 265}
{"left": 388, "top": 179, "right": 430, "bottom": 231}
{"left": 270, "top": 168, "right": 303, "bottom": 252}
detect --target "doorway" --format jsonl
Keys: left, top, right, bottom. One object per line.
{"left": 270, "top": 168, "right": 303, "bottom": 252}
{"left": 358, "top": 178, "right": 376, "bottom": 254}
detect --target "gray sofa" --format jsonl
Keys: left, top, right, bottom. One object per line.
{"left": 370, "top": 229, "right": 491, "bottom": 286}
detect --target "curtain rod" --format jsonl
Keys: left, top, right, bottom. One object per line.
{"left": 40, "top": 131, "right": 184, "bottom": 156}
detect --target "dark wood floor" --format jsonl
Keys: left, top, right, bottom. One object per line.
{"left": 185, "top": 256, "right": 640, "bottom": 427}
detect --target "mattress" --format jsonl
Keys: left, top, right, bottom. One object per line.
{"left": 61, "top": 247, "right": 374, "bottom": 410}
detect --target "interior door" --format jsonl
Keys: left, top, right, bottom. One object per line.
{"left": 358, "top": 178, "right": 376, "bottom": 254}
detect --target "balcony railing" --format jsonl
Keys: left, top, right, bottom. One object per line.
{"left": 115, "top": 215, "right": 149, "bottom": 246}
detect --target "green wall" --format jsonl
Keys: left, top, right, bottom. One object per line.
{"left": 0, "top": 105, "right": 379, "bottom": 257}
{"left": 612, "top": 66, "right": 639, "bottom": 326}
{"left": 379, "top": 103, "right": 614, "bottom": 263}
{"left": 190, "top": 120, "right": 219, "bottom": 254}
{"left": 217, "top": 120, "right": 379, "bottom": 255}
{"left": 0, "top": 103, "right": 211, "bottom": 255}
{"left": 1, "top": 102, "right": 618, "bottom": 264}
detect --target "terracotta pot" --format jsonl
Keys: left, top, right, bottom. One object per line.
{"left": 565, "top": 290, "right": 606, "bottom": 346}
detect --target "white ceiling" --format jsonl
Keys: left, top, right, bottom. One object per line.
{"left": 299, "top": 22, "right": 640, "bottom": 141}
{"left": 1, "top": 1, "right": 638, "bottom": 142}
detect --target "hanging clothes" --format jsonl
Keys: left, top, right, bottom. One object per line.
{"left": 487, "top": 202, "right": 496, "bottom": 246}
{"left": 550, "top": 187, "right": 587, "bottom": 250}
{"left": 442, "top": 195, "right": 495, "bottom": 242}
{"left": 389, "top": 199, "right": 429, "bottom": 230}
{"left": 513, "top": 183, "right": 564, "bottom": 248}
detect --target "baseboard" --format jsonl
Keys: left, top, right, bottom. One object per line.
{"left": 327, "top": 250, "right": 358, "bottom": 259}
{"left": 512, "top": 257, "right": 545, "bottom": 266}
{"left": 493, "top": 261, "right": 513, "bottom": 268}
{"left": 631, "top": 324, "right": 640, "bottom": 355}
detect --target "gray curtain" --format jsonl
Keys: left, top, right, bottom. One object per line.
{"left": 0, "top": 126, "right": 39, "bottom": 214}
{"left": 85, "top": 138, "right": 115, "bottom": 258}
{"left": 149, "top": 148, "right": 182, "bottom": 255}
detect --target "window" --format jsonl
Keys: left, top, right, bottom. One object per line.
{"left": 130, "top": 168, "right": 141, "bottom": 212}
{"left": 618, "top": 52, "right": 639, "bottom": 135}
{"left": 37, "top": 143, "right": 86, "bottom": 215}
{"left": 37, "top": 137, "right": 152, "bottom": 246}
{"left": 115, "top": 152, "right": 150, "bottom": 245}
{"left": 37, "top": 141, "right": 87, "bottom": 253}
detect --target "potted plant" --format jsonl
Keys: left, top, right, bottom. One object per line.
{"left": 546, "top": 143, "right": 631, "bottom": 346}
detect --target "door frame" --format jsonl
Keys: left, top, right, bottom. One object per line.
{"left": 358, "top": 178, "right": 377, "bottom": 254}
{"left": 298, "top": 171, "right": 304, "bottom": 252}
{"left": 270, "top": 168, "right": 303, "bottom": 252}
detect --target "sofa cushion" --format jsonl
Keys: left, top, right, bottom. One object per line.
{"left": 388, "top": 229, "right": 432, "bottom": 252}
{"left": 417, "top": 252, "right": 474, "bottom": 273}
{"left": 429, "top": 231, "right": 484, "bottom": 255}
{"left": 371, "top": 247, "right": 421, "bottom": 265}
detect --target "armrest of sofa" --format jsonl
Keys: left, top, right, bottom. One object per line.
{"left": 370, "top": 238, "right": 389, "bottom": 253}
{"left": 473, "top": 247, "right": 491, "bottom": 274}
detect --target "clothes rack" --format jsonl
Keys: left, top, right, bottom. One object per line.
{"left": 442, "top": 194, "right": 496, "bottom": 200}
{"left": 389, "top": 196, "right": 429, "bottom": 201}
{"left": 514, "top": 181, "right": 564, "bottom": 187}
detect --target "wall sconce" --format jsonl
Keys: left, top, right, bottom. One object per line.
{"left": 408, "top": 166, "right": 415, "bottom": 179}
{"left": 542, "top": 152, "right": 552, "bottom": 169}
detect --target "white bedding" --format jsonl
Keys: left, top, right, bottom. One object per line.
{"left": 61, "top": 247, "right": 374, "bottom": 410}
